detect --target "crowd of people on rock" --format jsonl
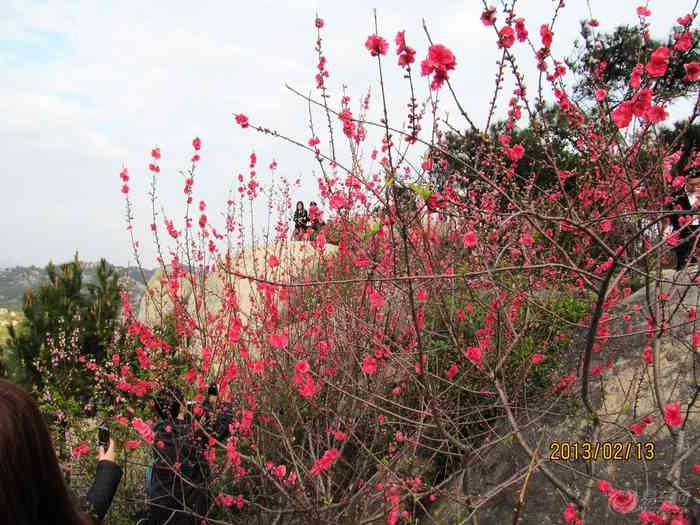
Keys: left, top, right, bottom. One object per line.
{"left": 292, "top": 200, "right": 325, "bottom": 240}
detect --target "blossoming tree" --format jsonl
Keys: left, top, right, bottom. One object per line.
{"left": 52, "top": 2, "right": 700, "bottom": 524}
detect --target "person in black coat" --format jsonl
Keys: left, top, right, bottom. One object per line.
{"left": 0, "top": 379, "right": 122, "bottom": 525}
{"left": 147, "top": 384, "right": 233, "bottom": 525}
{"left": 670, "top": 175, "right": 700, "bottom": 270}
{"left": 293, "top": 201, "right": 309, "bottom": 240}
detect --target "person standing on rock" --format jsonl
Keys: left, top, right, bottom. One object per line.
{"left": 308, "top": 201, "right": 324, "bottom": 240}
{"left": 293, "top": 201, "right": 309, "bottom": 240}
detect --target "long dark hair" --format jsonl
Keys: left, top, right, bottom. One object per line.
{"left": 296, "top": 201, "right": 305, "bottom": 211}
{"left": 0, "top": 379, "right": 90, "bottom": 525}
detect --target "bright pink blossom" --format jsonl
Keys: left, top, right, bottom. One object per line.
{"left": 506, "top": 144, "right": 525, "bottom": 161}
{"left": 531, "top": 354, "right": 545, "bottom": 364}
{"left": 465, "top": 346, "right": 483, "bottom": 368}
{"left": 71, "top": 442, "right": 91, "bottom": 458}
{"left": 675, "top": 32, "right": 693, "bottom": 52}
{"left": 630, "top": 421, "right": 647, "bottom": 435}
{"left": 463, "top": 230, "right": 478, "bottom": 248}
{"left": 295, "top": 360, "right": 310, "bottom": 375}
{"left": 234, "top": 113, "right": 249, "bottom": 128}
{"left": 269, "top": 332, "right": 288, "bottom": 349}
{"left": 310, "top": 448, "right": 340, "bottom": 476}
{"left": 540, "top": 24, "right": 553, "bottom": 48}
{"left": 515, "top": 18, "right": 528, "bottom": 42}
{"left": 420, "top": 44, "right": 457, "bottom": 90}
{"left": 645, "top": 105, "right": 668, "bottom": 123}
{"left": 684, "top": 62, "right": 700, "bottom": 81}
{"left": 637, "top": 6, "right": 651, "bottom": 17}
{"left": 499, "top": 26, "right": 515, "bottom": 49}
{"left": 612, "top": 101, "right": 634, "bottom": 128}
{"left": 395, "top": 31, "right": 416, "bottom": 66}
{"left": 608, "top": 489, "right": 638, "bottom": 513}
{"left": 365, "top": 34, "right": 389, "bottom": 56}
{"left": 480, "top": 6, "right": 497, "bottom": 26}
{"left": 446, "top": 363, "right": 460, "bottom": 380}
{"left": 133, "top": 418, "right": 155, "bottom": 445}
{"left": 563, "top": 503, "right": 577, "bottom": 523}
{"left": 646, "top": 47, "right": 671, "bottom": 78}
{"left": 361, "top": 355, "right": 378, "bottom": 375}
{"left": 664, "top": 402, "right": 683, "bottom": 428}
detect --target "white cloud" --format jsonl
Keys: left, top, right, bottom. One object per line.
{"left": 2, "top": 0, "right": 698, "bottom": 266}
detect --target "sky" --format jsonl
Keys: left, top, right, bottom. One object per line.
{"left": 1, "top": 0, "right": 697, "bottom": 268}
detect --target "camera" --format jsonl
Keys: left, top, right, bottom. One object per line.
{"left": 98, "top": 425, "right": 110, "bottom": 451}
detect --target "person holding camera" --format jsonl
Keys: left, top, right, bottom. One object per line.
{"left": 0, "top": 379, "right": 122, "bottom": 525}
{"left": 145, "top": 383, "right": 233, "bottom": 525}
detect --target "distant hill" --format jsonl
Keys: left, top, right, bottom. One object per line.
{"left": 0, "top": 262, "right": 156, "bottom": 308}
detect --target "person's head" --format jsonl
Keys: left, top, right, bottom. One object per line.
{"left": 0, "top": 379, "right": 90, "bottom": 525}
{"left": 688, "top": 176, "right": 700, "bottom": 193}
{"left": 153, "top": 383, "right": 183, "bottom": 421}
{"left": 296, "top": 201, "right": 305, "bottom": 211}
{"left": 310, "top": 201, "right": 317, "bottom": 208}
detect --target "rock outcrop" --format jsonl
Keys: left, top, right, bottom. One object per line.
{"left": 138, "top": 239, "right": 338, "bottom": 329}
{"left": 426, "top": 268, "right": 700, "bottom": 524}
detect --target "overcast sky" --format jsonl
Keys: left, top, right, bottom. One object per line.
{"left": 1, "top": 0, "right": 696, "bottom": 268}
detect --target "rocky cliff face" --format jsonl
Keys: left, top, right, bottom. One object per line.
{"left": 137, "top": 240, "right": 338, "bottom": 351}
{"left": 426, "top": 268, "right": 700, "bottom": 524}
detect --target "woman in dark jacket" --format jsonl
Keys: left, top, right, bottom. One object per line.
{"left": 293, "top": 201, "right": 309, "bottom": 239}
{"left": 147, "top": 385, "right": 233, "bottom": 525}
{"left": 671, "top": 175, "right": 700, "bottom": 270}
{"left": 0, "top": 379, "right": 122, "bottom": 525}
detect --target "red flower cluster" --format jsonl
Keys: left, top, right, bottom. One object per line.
{"left": 646, "top": 47, "right": 670, "bottom": 77}
{"left": 563, "top": 503, "right": 580, "bottom": 524}
{"left": 498, "top": 26, "right": 515, "bottom": 49}
{"left": 338, "top": 107, "right": 355, "bottom": 139}
{"left": 133, "top": 418, "right": 155, "bottom": 445}
{"left": 294, "top": 360, "right": 320, "bottom": 399}
{"left": 605, "top": 487, "right": 638, "bottom": 514}
{"left": 361, "top": 354, "right": 377, "bottom": 375}
{"left": 540, "top": 24, "right": 553, "bottom": 48}
{"left": 480, "top": 6, "right": 496, "bottom": 26}
{"left": 119, "top": 168, "right": 129, "bottom": 194}
{"left": 71, "top": 442, "right": 91, "bottom": 459}
{"left": 515, "top": 18, "right": 528, "bottom": 42}
{"left": 234, "top": 113, "right": 249, "bottom": 128}
{"left": 685, "top": 62, "right": 700, "bottom": 81}
{"left": 629, "top": 414, "right": 655, "bottom": 435}
{"left": 149, "top": 147, "right": 161, "bottom": 173}
{"left": 395, "top": 31, "right": 415, "bottom": 67}
{"left": 675, "top": 31, "right": 692, "bottom": 52}
{"left": 664, "top": 402, "right": 683, "bottom": 428}
{"left": 420, "top": 44, "right": 457, "bottom": 90}
{"left": 310, "top": 448, "right": 340, "bottom": 476}
{"left": 365, "top": 34, "right": 388, "bottom": 56}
